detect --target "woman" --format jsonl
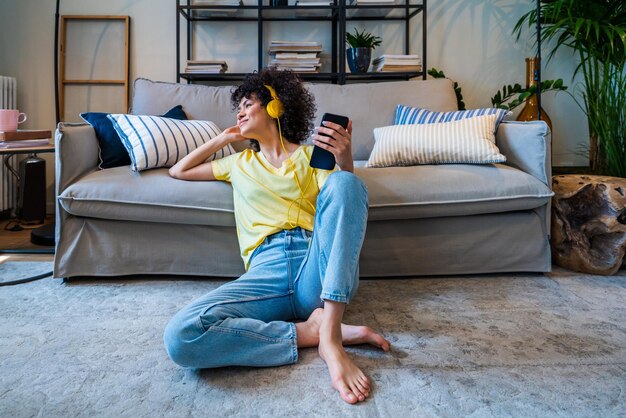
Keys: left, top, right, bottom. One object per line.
{"left": 164, "top": 67, "right": 390, "bottom": 405}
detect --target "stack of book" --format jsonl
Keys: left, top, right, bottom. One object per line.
{"left": 269, "top": 41, "right": 323, "bottom": 73}
{"left": 0, "top": 130, "right": 52, "bottom": 149}
{"left": 373, "top": 54, "right": 421, "bottom": 72}
{"left": 184, "top": 60, "right": 228, "bottom": 74}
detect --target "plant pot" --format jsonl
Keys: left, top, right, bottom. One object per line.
{"left": 346, "top": 47, "right": 372, "bottom": 73}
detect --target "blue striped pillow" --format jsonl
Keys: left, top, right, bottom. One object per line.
{"left": 395, "top": 105, "right": 511, "bottom": 129}
{"left": 107, "top": 114, "right": 235, "bottom": 172}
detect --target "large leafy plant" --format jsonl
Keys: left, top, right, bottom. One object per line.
{"left": 514, "top": 0, "right": 626, "bottom": 176}
{"left": 491, "top": 79, "right": 567, "bottom": 111}
{"left": 346, "top": 28, "right": 382, "bottom": 49}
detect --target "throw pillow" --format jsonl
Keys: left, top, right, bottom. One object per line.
{"left": 81, "top": 105, "right": 188, "bottom": 169}
{"left": 395, "top": 104, "right": 511, "bottom": 129}
{"left": 366, "top": 114, "right": 507, "bottom": 167}
{"left": 107, "top": 114, "right": 235, "bottom": 172}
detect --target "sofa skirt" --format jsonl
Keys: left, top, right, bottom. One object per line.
{"left": 54, "top": 209, "right": 550, "bottom": 279}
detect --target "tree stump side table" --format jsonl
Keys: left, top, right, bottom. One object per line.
{"left": 551, "top": 175, "right": 626, "bottom": 275}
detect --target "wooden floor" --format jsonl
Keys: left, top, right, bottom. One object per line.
{"left": 0, "top": 215, "right": 55, "bottom": 262}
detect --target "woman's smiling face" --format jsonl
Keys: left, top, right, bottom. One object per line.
{"left": 236, "top": 94, "right": 272, "bottom": 140}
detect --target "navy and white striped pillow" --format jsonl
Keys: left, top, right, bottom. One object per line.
{"left": 395, "top": 105, "right": 511, "bottom": 129}
{"left": 107, "top": 114, "right": 235, "bottom": 172}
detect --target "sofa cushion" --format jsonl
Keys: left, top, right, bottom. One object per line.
{"left": 107, "top": 114, "right": 235, "bottom": 172}
{"left": 395, "top": 104, "right": 511, "bottom": 129}
{"left": 59, "top": 163, "right": 553, "bottom": 225}
{"left": 59, "top": 166, "right": 236, "bottom": 226}
{"left": 367, "top": 115, "right": 506, "bottom": 167}
{"left": 80, "top": 105, "right": 188, "bottom": 170}
{"left": 357, "top": 163, "right": 553, "bottom": 221}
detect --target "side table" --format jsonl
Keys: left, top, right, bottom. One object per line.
{"left": 551, "top": 174, "right": 626, "bottom": 275}
{"left": 0, "top": 142, "right": 55, "bottom": 254}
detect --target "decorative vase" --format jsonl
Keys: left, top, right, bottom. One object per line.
{"left": 346, "top": 47, "right": 372, "bottom": 73}
{"left": 517, "top": 57, "right": 552, "bottom": 131}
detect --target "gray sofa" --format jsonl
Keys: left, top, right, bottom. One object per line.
{"left": 54, "top": 77, "right": 553, "bottom": 279}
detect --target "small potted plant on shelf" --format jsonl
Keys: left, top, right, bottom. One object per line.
{"left": 346, "top": 28, "right": 382, "bottom": 73}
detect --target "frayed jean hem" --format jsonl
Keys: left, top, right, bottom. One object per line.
{"left": 289, "top": 322, "right": 299, "bottom": 364}
{"left": 320, "top": 293, "right": 350, "bottom": 304}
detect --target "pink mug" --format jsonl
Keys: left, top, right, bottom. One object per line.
{"left": 0, "top": 109, "right": 28, "bottom": 132}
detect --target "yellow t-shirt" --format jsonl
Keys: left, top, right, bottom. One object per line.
{"left": 212, "top": 145, "right": 336, "bottom": 270}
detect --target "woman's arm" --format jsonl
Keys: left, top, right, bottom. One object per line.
{"left": 169, "top": 126, "right": 245, "bottom": 181}
{"left": 312, "top": 119, "right": 354, "bottom": 173}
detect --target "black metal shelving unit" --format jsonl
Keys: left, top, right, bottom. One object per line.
{"left": 176, "top": 0, "right": 426, "bottom": 84}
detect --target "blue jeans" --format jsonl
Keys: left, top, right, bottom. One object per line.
{"left": 164, "top": 171, "right": 368, "bottom": 368}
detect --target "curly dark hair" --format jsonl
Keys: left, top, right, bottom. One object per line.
{"left": 231, "top": 67, "right": 316, "bottom": 152}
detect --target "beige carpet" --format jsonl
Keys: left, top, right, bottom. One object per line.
{"left": 0, "top": 261, "right": 624, "bottom": 417}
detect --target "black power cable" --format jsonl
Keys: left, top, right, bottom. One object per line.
{"left": 0, "top": 270, "right": 53, "bottom": 286}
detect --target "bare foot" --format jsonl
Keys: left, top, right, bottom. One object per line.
{"left": 296, "top": 308, "right": 391, "bottom": 351}
{"left": 319, "top": 324, "right": 370, "bottom": 404}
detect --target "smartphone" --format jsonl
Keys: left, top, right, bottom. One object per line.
{"left": 310, "top": 113, "right": 350, "bottom": 170}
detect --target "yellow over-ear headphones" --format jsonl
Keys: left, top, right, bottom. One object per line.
{"left": 263, "top": 84, "right": 315, "bottom": 228}
{"left": 264, "top": 85, "right": 284, "bottom": 119}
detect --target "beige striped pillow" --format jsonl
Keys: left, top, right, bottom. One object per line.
{"left": 366, "top": 114, "right": 506, "bottom": 167}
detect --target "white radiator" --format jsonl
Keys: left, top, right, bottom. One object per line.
{"left": 1, "top": 76, "right": 18, "bottom": 217}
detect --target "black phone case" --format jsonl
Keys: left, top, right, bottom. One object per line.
{"left": 310, "top": 113, "right": 349, "bottom": 170}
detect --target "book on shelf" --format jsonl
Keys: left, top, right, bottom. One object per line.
{"left": 373, "top": 54, "right": 420, "bottom": 61}
{"left": 185, "top": 60, "right": 228, "bottom": 74}
{"left": 271, "top": 58, "right": 321, "bottom": 66}
{"left": 269, "top": 40, "right": 323, "bottom": 53}
{"left": 184, "top": 68, "right": 226, "bottom": 74}
{"left": 0, "top": 130, "right": 52, "bottom": 141}
{"left": 373, "top": 64, "right": 422, "bottom": 72}
{"left": 270, "top": 40, "right": 321, "bottom": 46}
{"left": 274, "top": 66, "right": 321, "bottom": 72}
{"left": 0, "top": 139, "right": 51, "bottom": 149}
{"left": 274, "top": 52, "right": 319, "bottom": 59}
{"left": 187, "top": 60, "right": 228, "bottom": 65}
{"left": 373, "top": 54, "right": 421, "bottom": 72}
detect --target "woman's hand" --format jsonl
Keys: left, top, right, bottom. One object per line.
{"left": 222, "top": 125, "right": 248, "bottom": 144}
{"left": 312, "top": 119, "right": 354, "bottom": 172}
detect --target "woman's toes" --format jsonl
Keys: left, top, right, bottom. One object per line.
{"left": 350, "top": 384, "right": 366, "bottom": 401}
{"left": 358, "top": 375, "right": 370, "bottom": 389}
{"left": 355, "top": 380, "right": 369, "bottom": 397}
{"left": 342, "top": 390, "right": 357, "bottom": 404}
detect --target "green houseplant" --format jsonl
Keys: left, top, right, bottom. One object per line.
{"left": 514, "top": 0, "right": 626, "bottom": 176}
{"left": 346, "top": 28, "right": 382, "bottom": 73}
{"left": 490, "top": 79, "right": 567, "bottom": 112}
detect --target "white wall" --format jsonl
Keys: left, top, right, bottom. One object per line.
{"left": 0, "top": 0, "right": 589, "bottom": 213}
